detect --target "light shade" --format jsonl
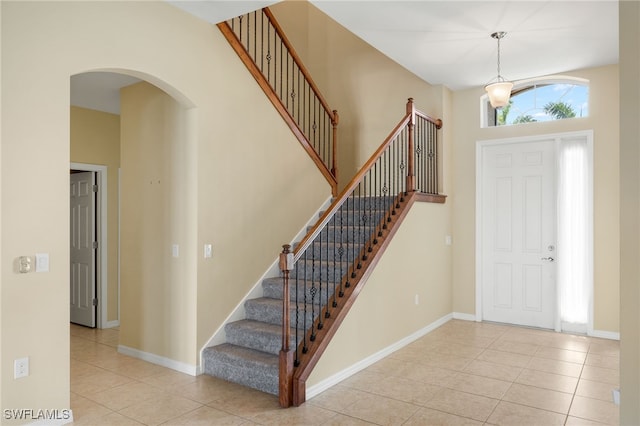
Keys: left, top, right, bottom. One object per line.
{"left": 485, "top": 80, "right": 513, "bottom": 108}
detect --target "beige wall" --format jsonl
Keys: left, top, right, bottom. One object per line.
{"left": 1, "top": 0, "right": 329, "bottom": 413}
{"left": 70, "top": 106, "right": 120, "bottom": 323}
{"left": 119, "top": 81, "right": 198, "bottom": 364}
{"left": 451, "top": 65, "right": 620, "bottom": 333}
{"left": 619, "top": 1, "right": 640, "bottom": 422}
{"left": 309, "top": 201, "right": 452, "bottom": 387}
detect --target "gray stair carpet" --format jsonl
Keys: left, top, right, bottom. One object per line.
{"left": 202, "top": 196, "right": 391, "bottom": 395}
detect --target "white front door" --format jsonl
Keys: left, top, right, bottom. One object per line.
{"left": 480, "top": 139, "right": 557, "bottom": 329}
{"left": 70, "top": 171, "right": 96, "bottom": 327}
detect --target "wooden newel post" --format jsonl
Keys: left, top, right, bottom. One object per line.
{"left": 331, "top": 110, "right": 340, "bottom": 197}
{"left": 406, "top": 98, "right": 415, "bottom": 193}
{"left": 278, "top": 244, "right": 294, "bottom": 407}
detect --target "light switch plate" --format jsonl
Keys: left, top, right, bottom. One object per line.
{"left": 35, "top": 253, "right": 49, "bottom": 272}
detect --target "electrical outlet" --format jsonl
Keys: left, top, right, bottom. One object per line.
{"left": 14, "top": 357, "right": 29, "bottom": 379}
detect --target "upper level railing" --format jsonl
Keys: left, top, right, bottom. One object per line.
{"left": 218, "top": 8, "right": 339, "bottom": 195}
{"left": 278, "top": 98, "right": 443, "bottom": 407}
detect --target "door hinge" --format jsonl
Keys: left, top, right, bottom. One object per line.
{"left": 92, "top": 241, "right": 98, "bottom": 249}
{"left": 92, "top": 184, "right": 98, "bottom": 193}
{"left": 92, "top": 298, "right": 98, "bottom": 306}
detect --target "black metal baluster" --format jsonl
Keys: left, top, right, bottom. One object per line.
{"left": 294, "top": 267, "right": 300, "bottom": 367}
{"left": 338, "top": 204, "right": 345, "bottom": 296}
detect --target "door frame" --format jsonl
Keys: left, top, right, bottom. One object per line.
{"left": 70, "top": 162, "right": 109, "bottom": 328}
{"left": 475, "top": 130, "right": 594, "bottom": 333}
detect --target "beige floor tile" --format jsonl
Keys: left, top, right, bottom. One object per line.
{"left": 118, "top": 395, "right": 202, "bottom": 426}
{"left": 585, "top": 353, "right": 619, "bottom": 370}
{"left": 207, "top": 388, "right": 281, "bottom": 418}
{"left": 565, "top": 415, "right": 611, "bottom": 425}
{"left": 337, "top": 393, "right": 420, "bottom": 425}
{"left": 477, "top": 349, "right": 532, "bottom": 368}
{"left": 404, "top": 407, "right": 483, "bottom": 425}
{"left": 430, "top": 341, "right": 485, "bottom": 359}
{"left": 443, "top": 334, "right": 498, "bottom": 349}
{"left": 171, "top": 375, "right": 243, "bottom": 405}
{"left": 71, "top": 370, "right": 135, "bottom": 395}
{"left": 249, "top": 402, "right": 338, "bottom": 425}
{"left": 589, "top": 341, "right": 620, "bottom": 358}
{"left": 340, "top": 369, "right": 386, "bottom": 391}
{"left": 85, "top": 381, "right": 167, "bottom": 410}
{"left": 527, "top": 356, "right": 583, "bottom": 378}
{"left": 320, "top": 413, "right": 379, "bottom": 425}
{"left": 576, "top": 379, "right": 617, "bottom": 402}
{"left": 397, "top": 363, "right": 456, "bottom": 386}
{"left": 141, "top": 370, "right": 199, "bottom": 391}
{"left": 515, "top": 368, "right": 579, "bottom": 393}
{"left": 309, "top": 386, "right": 370, "bottom": 411}
{"left": 73, "top": 411, "right": 144, "bottom": 425}
{"left": 489, "top": 338, "right": 540, "bottom": 356}
{"left": 366, "top": 357, "right": 411, "bottom": 377}
{"left": 487, "top": 401, "right": 566, "bottom": 425}
{"left": 447, "top": 372, "right": 511, "bottom": 399}
{"left": 535, "top": 346, "right": 587, "bottom": 364}
{"left": 418, "top": 351, "right": 473, "bottom": 371}
{"left": 547, "top": 334, "right": 591, "bottom": 353}
{"left": 161, "top": 405, "right": 246, "bottom": 425}
{"left": 70, "top": 394, "right": 114, "bottom": 424}
{"left": 366, "top": 375, "right": 442, "bottom": 406}
{"left": 463, "top": 359, "right": 522, "bottom": 382}
{"left": 581, "top": 365, "right": 619, "bottom": 386}
{"left": 569, "top": 395, "right": 619, "bottom": 425}
{"left": 425, "top": 388, "right": 499, "bottom": 422}
{"left": 502, "top": 383, "right": 573, "bottom": 414}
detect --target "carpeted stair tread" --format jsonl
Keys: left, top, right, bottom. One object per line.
{"left": 202, "top": 343, "right": 278, "bottom": 395}
{"left": 245, "top": 297, "right": 330, "bottom": 327}
{"left": 262, "top": 277, "right": 339, "bottom": 301}
{"left": 225, "top": 319, "right": 294, "bottom": 355}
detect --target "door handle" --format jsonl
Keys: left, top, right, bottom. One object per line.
{"left": 541, "top": 257, "right": 555, "bottom": 262}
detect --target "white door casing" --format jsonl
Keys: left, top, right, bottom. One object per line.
{"left": 70, "top": 171, "right": 96, "bottom": 327}
{"left": 478, "top": 139, "right": 557, "bottom": 329}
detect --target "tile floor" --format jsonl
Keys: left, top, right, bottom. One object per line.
{"left": 70, "top": 320, "right": 619, "bottom": 425}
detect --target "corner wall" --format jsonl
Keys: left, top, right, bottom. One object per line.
{"left": 619, "top": 1, "right": 640, "bottom": 422}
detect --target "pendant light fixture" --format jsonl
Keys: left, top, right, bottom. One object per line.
{"left": 485, "top": 31, "right": 513, "bottom": 108}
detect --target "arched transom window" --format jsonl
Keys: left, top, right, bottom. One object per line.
{"left": 483, "top": 77, "right": 589, "bottom": 127}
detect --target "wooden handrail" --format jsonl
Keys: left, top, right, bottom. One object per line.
{"left": 263, "top": 8, "right": 338, "bottom": 127}
{"left": 292, "top": 99, "right": 418, "bottom": 262}
{"left": 217, "top": 13, "right": 339, "bottom": 196}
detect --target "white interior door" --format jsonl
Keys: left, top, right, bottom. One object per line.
{"left": 70, "top": 171, "right": 96, "bottom": 327}
{"left": 480, "top": 139, "right": 557, "bottom": 329}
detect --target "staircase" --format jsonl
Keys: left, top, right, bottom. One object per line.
{"left": 202, "top": 198, "right": 390, "bottom": 394}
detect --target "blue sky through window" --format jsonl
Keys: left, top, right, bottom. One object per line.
{"left": 499, "top": 83, "right": 589, "bottom": 126}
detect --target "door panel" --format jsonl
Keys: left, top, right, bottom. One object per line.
{"left": 70, "top": 171, "right": 96, "bottom": 327}
{"left": 481, "top": 140, "right": 556, "bottom": 329}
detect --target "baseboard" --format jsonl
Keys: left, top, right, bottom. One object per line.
{"left": 306, "top": 313, "right": 453, "bottom": 400}
{"left": 452, "top": 312, "right": 477, "bottom": 322}
{"left": 118, "top": 345, "right": 200, "bottom": 376}
{"left": 590, "top": 329, "right": 620, "bottom": 341}
{"left": 24, "top": 410, "right": 73, "bottom": 425}
{"left": 103, "top": 320, "right": 120, "bottom": 329}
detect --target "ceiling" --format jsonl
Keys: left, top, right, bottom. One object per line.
{"left": 71, "top": 0, "right": 619, "bottom": 113}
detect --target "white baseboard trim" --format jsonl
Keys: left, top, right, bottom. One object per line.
{"left": 306, "top": 313, "right": 453, "bottom": 400}
{"left": 452, "top": 312, "right": 477, "bottom": 322}
{"left": 118, "top": 345, "right": 200, "bottom": 376}
{"left": 590, "top": 329, "right": 620, "bottom": 341}
{"left": 103, "top": 320, "right": 120, "bottom": 329}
